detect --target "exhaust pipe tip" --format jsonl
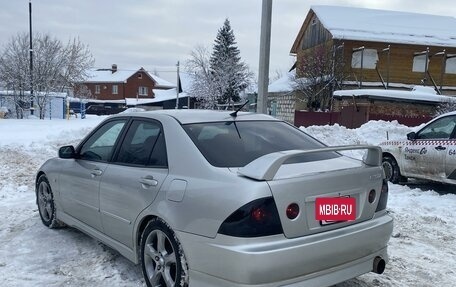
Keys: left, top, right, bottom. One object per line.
{"left": 373, "top": 256, "right": 386, "bottom": 274}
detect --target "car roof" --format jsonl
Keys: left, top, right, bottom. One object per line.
{"left": 112, "top": 109, "right": 280, "bottom": 124}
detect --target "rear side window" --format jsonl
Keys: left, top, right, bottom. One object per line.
{"left": 416, "top": 116, "right": 456, "bottom": 140}
{"left": 115, "top": 120, "right": 168, "bottom": 167}
{"left": 183, "top": 121, "right": 339, "bottom": 167}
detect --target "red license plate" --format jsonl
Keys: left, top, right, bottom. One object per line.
{"left": 315, "top": 197, "right": 356, "bottom": 222}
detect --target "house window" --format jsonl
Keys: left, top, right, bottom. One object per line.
{"left": 138, "top": 73, "right": 143, "bottom": 79}
{"left": 412, "top": 54, "right": 428, "bottom": 72}
{"left": 138, "top": 86, "right": 148, "bottom": 96}
{"left": 112, "top": 85, "right": 118, "bottom": 94}
{"left": 95, "top": 85, "right": 100, "bottom": 94}
{"left": 351, "top": 49, "right": 378, "bottom": 69}
{"left": 445, "top": 55, "right": 456, "bottom": 74}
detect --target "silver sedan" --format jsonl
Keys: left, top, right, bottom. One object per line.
{"left": 36, "top": 110, "right": 393, "bottom": 287}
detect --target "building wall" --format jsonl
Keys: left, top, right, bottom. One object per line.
{"left": 124, "top": 71, "right": 156, "bottom": 99}
{"left": 268, "top": 92, "right": 296, "bottom": 123}
{"left": 340, "top": 40, "right": 456, "bottom": 93}
{"left": 332, "top": 98, "right": 437, "bottom": 118}
{"left": 0, "top": 94, "right": 64, "bottom": 119}
{"left": 77, "top": 70, "right": 157, "bottom": 100}
{"left": 79, "top": 82, "right": 125, "bottom": 100}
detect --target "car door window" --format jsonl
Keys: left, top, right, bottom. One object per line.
{"left": 115, "top": 120, "right": 168, "bottom": 167}
{"left": 416, "top": 116, "right": 456, "bottom": 139}
{"left": 79, "top": 120, "right": 126, "bottom": 162}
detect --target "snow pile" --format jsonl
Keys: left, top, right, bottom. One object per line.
{"left": 301, "top": 120, "right": 416, "bottom": 159}
{"left": 0, "top": 116, "right": 455, "bottom": 286}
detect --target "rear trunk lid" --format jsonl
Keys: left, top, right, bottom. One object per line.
{"left": 238, "top": 146, "right": 384, "bottom": 238}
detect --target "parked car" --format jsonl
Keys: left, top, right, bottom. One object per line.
{"left": 36, "top": 110, "right": 392, "bottom": 287}
{"left": 381, "top": 111, "right": 456, "bottom": 184}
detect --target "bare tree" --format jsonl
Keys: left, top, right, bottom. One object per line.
{"left": 270, "top": 69, "right": 283, "bottom": 84}
{"left": 0, "top": 33, "right": 30, "bottom": 118}
{"left": 0, "top": 32, "right": 94, "bottom": 119}
{"left": 292, "top": 44, "right": 346, "bottom": 111}
{"left": 185, "top": 45, "right": 219, "bottom": 109}
{"left": 73, "top": 84, "right": 93, "bottom": 100}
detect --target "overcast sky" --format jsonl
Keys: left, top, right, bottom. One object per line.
{"left": 1, "top": 0, "right": 455, "bottom": 84}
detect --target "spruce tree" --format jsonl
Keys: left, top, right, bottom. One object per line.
{"left": 209, "top": 19, "right": 250, "bottom": 107}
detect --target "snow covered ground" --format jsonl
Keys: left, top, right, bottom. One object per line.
{"left": 0, "top": 115, "right": 455, "bottom": 286}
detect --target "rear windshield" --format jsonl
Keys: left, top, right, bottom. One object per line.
{"left": 183, "top": 121, "right": 339, "bottom": 167}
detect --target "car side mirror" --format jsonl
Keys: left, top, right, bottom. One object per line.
{"left": 406, "top": 132, "right": 417, "bottom": 141}
{"left": 58, "top": 145, "right": 76, "bottom": 159}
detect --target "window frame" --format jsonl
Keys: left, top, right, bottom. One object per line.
{"left": 112, "top": 118, "right": 168, "bottom": 168}
{"left": 412, "top": 54, "right": 428, "bottom": 73}
{"left": 138, "top": 86, "right": 148, "bottom": 96}
{"left": 76, "top": 118, "right": 128, "bottom": 163}
{"left": 445, "top": 55, "right": 456, "bottom": 74}
{"left": 95, "top": 84, "right": 101, "bottom": 94}
{"left": 415, "top": 115, "right": 456, "bottom": 140}
{"left": 112, "top": 84, "right": 118, "bottom": 95}
{"left": 351, "top": 49, "right": 379, "bottom": 69}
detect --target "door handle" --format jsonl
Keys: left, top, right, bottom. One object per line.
{"left": 435, "top": 146, "right": 446, "bottom": 151}
{"left": 90, "top": 168, "right": 103, "bottom": 177}
{"left": 139, "top": 176, "right": 158, "bottom": 187}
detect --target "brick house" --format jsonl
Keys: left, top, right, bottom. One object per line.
{"left": 290, "top": 6, "right": 456, "bottom": 94}
{"left": 75, "top": 64, "right": 175, "bottom": 101}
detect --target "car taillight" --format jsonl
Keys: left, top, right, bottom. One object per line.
{"left": 375, "top": 180, "right": 389, "bottom": 212}
{"left": 218, "top": 197, "right": 283, "bottom": 237}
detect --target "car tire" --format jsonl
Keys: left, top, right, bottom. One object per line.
{"left": 140, "top": 218, "right": 189, "bottom": 287}
{"left": 36, "top": 175, "right": 65, "bottom": 228}
{"left": 382, "top": 156, "right": 404, "bottom": 184}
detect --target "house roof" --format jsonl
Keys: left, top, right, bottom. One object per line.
{"left": 291, "top": 5, "right": 456, "bottom": 54}
{"left": 333, "top": 86, "right": 456, "bottom": 104}
{"left": 83, "top": 68, "right": 175, "bottom": 88}
{"left": 268, "top": 71, "right": 295, "bottom": 93}
{"left": 0, "top": 90, "right": 66, "bottom": 98}
{"left": 125, "top": 88, "right": 191, "bottom": 106}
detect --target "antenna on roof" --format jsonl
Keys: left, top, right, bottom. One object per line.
{"left": 230, "top": 100, "right": 249, "bottom": 118}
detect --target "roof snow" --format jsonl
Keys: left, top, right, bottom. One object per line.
{"left": 333, "top": 86, "right": 456, "bottom": 103}
{"left": 312, "top": 5, "right": 456, "bottom": 47}
{"left": 125, "top": 88, "right": 190, "bottom": 106}
{"left": 268, "top": 71, "right": 295, "bottom": 93}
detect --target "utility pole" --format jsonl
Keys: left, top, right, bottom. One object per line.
{"left": 257, "top": 0, "right": 272, "bottom": 114}
{"left": 175, "top": 61, "right": 179, "bottom": 109}
{"left": 29, "top": 0, "right": 34, "bottom": 115}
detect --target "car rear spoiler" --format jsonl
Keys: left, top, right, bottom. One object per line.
{"left": 238, "top": 145, "right": 382, "bottom": 181}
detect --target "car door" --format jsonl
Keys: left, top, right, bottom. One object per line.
{"left": 99, "top": 119, "right": 168, "bottom": 247}
{"left": 402, "top": 115, "right": 456, "bottom": 181}
{"left": 59, "top": 119, "right": 127, "bottom": 231}
{"left": 445, "top": 137, "right": 456, "bottom": 183}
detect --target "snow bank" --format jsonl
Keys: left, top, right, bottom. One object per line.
{"left": 0, "top": 116, "right": 455, "bottom": 286}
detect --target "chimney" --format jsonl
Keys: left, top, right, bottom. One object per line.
{"left": 111, "top": 64, "right": 117, "bottom": 73}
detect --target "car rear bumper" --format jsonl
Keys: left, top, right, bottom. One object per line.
{"left": 176, "top": 213, "right": 393, "bottom": 287}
